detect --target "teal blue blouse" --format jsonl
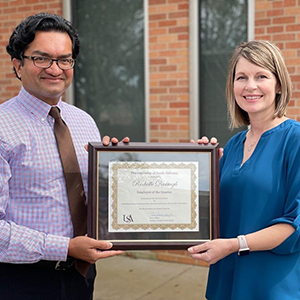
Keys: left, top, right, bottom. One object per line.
{"left": 206, "top": 119, "right": 300, "bottom": 300}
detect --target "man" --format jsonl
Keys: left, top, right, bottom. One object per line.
{"left": 0, "top": 13, "right": 124, "bottom": 300}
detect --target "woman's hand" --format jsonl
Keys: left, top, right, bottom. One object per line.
{"left": 188, "top": 238, "right": 238, "bottom": 265}
{"left": 191, "top": 136, "right": 223, "bottom": 159}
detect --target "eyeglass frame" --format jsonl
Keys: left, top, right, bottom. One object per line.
{"left": 22, "top": 55, "right": 76, "bottom": 70}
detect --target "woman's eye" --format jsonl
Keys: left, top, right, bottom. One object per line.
{"left": 258, "top": 74, "right": 267, "bottom": 79}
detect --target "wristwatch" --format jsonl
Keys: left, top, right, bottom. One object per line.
{"left": 237, "top": 235, "right": 250, "bottom": 256}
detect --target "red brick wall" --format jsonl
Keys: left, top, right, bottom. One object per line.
{"left": 255, "top": 0, "right": 300, "bottom": 120}
{"left": 0, "top": 0, "right": 62, "bottom": 103}
{"left": 149, "top": 0, "right": 190, "bottom": 143}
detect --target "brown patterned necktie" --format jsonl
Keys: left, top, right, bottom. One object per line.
{"left": 49, "top": 106, "right": 90, "bottom": 276}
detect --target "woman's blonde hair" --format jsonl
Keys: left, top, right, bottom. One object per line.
{"left": 226, "top": 40, "right": 292, "bottom": 129}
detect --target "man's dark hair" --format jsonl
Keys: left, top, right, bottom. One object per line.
{"left": 6, "top": 13, "right": 80, "bottom": 78}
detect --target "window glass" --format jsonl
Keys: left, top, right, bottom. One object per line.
{"left": 72, "top": 0, "right": 145, "bottom": 141}
{"left": 200, "top": 0, "right": 248, "bottom": 147}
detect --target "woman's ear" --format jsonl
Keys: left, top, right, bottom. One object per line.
{"left": 276, "top": 84, "right": 281, "bottom": 94}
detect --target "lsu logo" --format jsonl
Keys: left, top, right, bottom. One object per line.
{"left": 123, "top": 215, "right": 134, "bottom": 223}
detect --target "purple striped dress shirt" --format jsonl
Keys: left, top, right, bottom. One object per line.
{"left": 0, "top": 87, "right": 100, "bottom": 263}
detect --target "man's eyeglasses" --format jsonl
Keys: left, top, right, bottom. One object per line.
{"left": 22, "top": 56, "right": 76, "bottom": 70}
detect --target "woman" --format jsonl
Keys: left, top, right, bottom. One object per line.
{"left": 188, "top": 40, "right": 300, "bottom": 299}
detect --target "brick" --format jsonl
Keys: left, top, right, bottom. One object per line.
{"left": 3, "top": 8, "right": 16, "bottom": 14}
{"left": 160, "top": 109, "right": 178, "bottom": 116}
{"left": 149, "top": 14, "right": 167, "bottom": 21}
{"left": 170, "top": 102, "right": 189, "bottom": 108}
{"left": 33, "top": 5, "right": 48, "bottom": 11}
{"left": 254, "top": 34, "right": 271, "bottom": 41}
{"left": 158, "top": 50, "right": 177, "bottom": 57}
{"left": 160, "top": 124, "right": 178, "bottom": 130}
{"left": 179, "top": 109, "right": 189, "bottom": 115}
{"left": 150, "top": 87, "right": 168, "bottom": 94}
{"left": 178, "top": 34, "right": 188, "bottom": 40}
{"left": 169, "top": 26, "right": 188, "bottom": 33}
{"left": 150, "top": 131, "right": 168, "bottom": 138}
{"left": 273, "top": 33, "right": 295, "bottom": 41}
{"left": 169, "top": 116, "right": 189, "bottom": 123}
{"left": 149, "top": 43, "right": 167, "bottom": 50}
{"left": 286, "top": 42, "right": 300, "bottom": 49}
{"left": 149, "top": 0, "right": 166, "bottom": 4}
{"left": 178, "top": 3, "right": 189, "bottom": 10}
{"left": 159, "top": 80, "right": 177, "bottom": 86}
{"left": 255, "top": 2, "right": 272, "bottom": 10}
{"left": 160, "top": 95, "right": 178, "bottom": 101}
{"left": 281, "top": 49, "right": 296, "bottom": 58}
{"left": 155, "top": 4, "right": 177, "bottom": 13}
{"left": 266, "top": 9, "right": 284, "bottom": 17}
{"left": 168, "top": 0, "right": 188, "bottom": 3}
{"left": 150, "top": 58, "right": 167, "bottom": 65}
{"left": 255, "top": 27, "right": 265, "bottom": 35}
{"left": 170, "top": 131, "right": 188, "bottom": 138}
{"left": 150, "top": 125, "right": 159, "bottom": 130}
{"left": 273, "top": 16, "right": 295, "bottom": 24}
{"left": 170, "top": 87, "right": 189, "bottom": 93}
{"left": 169, "top": 57, "right": 188, "bottom": 65}
{"left": 157, "top": 34, "right": 178, "bottom": 42}
{"left": 169, "top": 11, "right": 189, "bottom": 19}
{"left": 159, "top": 138, "right": 181, "bottom": 143}
{"left": 290, "top": 75, "right": 300, "bottom": 82}
{"left": 149, "top": 22, "right": 158, "bottom": 28}
{"left": 285, "top": 7, "right": 300, "bottom": 15}
{"left": 267, "top": 26, "right": 284, "bottom": 33}
{"left": 286, "top": 24, "right": 300, "bottom": 31}
{"left": 177, "top": 18, "right": 188, "bottom": 26}
{"left": 17, "top": 6, "right": 32, "bottom": 12}
{"left": 150, "top": 117, "right": 168, "bottom": 123}
{"left": 149, "top": 28, "right": 167, "bottom": 35}
{"left": 159, "top": 65, "right": 177, "bottom": 72}
{"left": 255, "top": 18, "right": 271, "bottom": 26}
{"left": 179, "top": 124, "right": 189, "bottom": 130}
{"left": 150, "top": 102, "right": 168, "bottom": 109}
{"left": 273, "top": 0, "right": 296, "bottom": 7}
{"left": 159, "top": 20, "right": 177, "bottom": 27}
{"left": 150, "top": 109, "right": 159, "bottom": 116}
{"left": 255, "top": 11, "right": 266, "bottom": 18}
{"left": 169, "top": 72, "right": 188, "bottom": 79}
{"left": 150, "top": 73, "right": 168, "bottom": 80}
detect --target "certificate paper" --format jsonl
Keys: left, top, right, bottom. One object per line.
{"left": 108, "top": 161, "right": 199, "bottom": 232}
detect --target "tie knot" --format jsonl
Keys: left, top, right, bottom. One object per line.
{"left": 49, "top": 106, "right": 61, "bottom": 120}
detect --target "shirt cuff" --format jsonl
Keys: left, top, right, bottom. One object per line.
{"left": 43, "top": 234, "right": 70, "bottom": 261}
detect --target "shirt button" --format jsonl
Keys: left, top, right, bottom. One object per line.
{"left": 41, "top": 118, "right": 45, "bottom": 122}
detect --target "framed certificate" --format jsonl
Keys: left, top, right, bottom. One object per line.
{"left": 88, "top": 142, "right": 219, "bottom": 250}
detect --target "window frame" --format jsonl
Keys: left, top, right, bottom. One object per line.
{"left": 63, "top": 0, "right": 149, "bottom": 141}
{"left": 189, "top": 0, "right": 254, "bottom": 140}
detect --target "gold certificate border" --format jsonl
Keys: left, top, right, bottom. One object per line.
{"left": 109, "top": 162, "right": 198, "bottom": 231}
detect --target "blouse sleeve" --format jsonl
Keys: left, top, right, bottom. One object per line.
{"left": 268, "top": 127, "right": 300, "bottom": 254}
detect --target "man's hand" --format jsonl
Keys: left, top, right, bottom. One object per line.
{"left": 68, "top": 236, "right": 124, "bottom": 264}
{"left": 102, "top": 136, "right": 130, "bottom": 146}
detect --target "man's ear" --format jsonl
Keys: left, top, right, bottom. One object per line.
{"left": 12, "top": 58, "right": 22, "bottom": 80}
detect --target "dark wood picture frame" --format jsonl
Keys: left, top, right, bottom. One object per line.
{"left": 88, "top": 142, "right": 219, "bottom": 250}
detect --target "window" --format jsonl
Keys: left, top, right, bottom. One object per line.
{"left": 72, "top": 0, "right": 145, "bottom": 141}
{"left": 199, "top": 0, "right": 249, "bottom": 147}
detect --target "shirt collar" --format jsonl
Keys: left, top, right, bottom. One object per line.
{"left": 17, "top": 87, "right": 63, "bottom": 123}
